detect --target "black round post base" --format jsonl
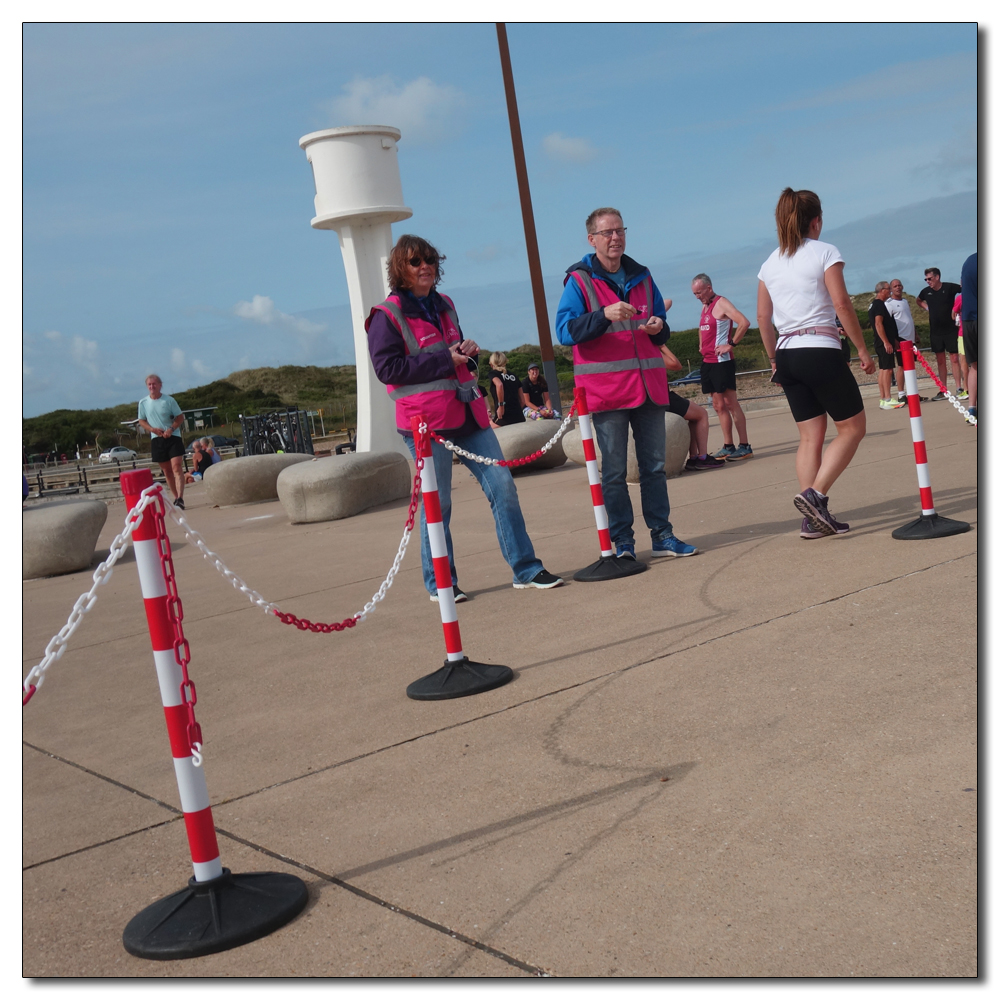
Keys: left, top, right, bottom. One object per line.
{"left": 892, "top": 513, "right": 971, "bottom": 540}
{"left": 122, "top": 868, "right": 308, "bottom": 960}
{"left": 406, "top": 656, "right": 513, "bottom": 700}
{"left": 574, "top": 555, "right": 648, "bottom": 582}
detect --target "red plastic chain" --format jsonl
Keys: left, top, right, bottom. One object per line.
{"left": 430, "top": 401, "right": 579, "bottom": 466}
{"left": 152, "top": 494, "right": 203, "bottom": 757}
{"left": 271, "top": 452, "right": 425, "bottom": 632}
{"left": 912, "top": 347, "right": 950, "bottom": 395}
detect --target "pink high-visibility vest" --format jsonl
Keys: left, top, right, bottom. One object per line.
{"left": 368, "top": 293, "right": 489, "bottom": 432}
{"left": 568, "top": 269, "right": 670, "bottom": 412}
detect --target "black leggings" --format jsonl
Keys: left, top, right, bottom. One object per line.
{"left": 775, "top": 347, "right": 864, "bottom": 423}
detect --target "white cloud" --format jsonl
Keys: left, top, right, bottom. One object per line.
{"left": 328, "top": 75, "right": 467, "bottom": 144}
{"left": 43, "top": 329, "right": 62, "bottom": 341}
{"left": 775, "top": 53, "right": 974, "bottom": 114}
{"left": 71, "top": 335, "right": 100, "bottom": 378}
{"left": 542, "top": 132, "right": 599, "bottom": 164}
{"left": 191, "top": 359, "right": 212, "bottom": 378}
{"left": 233, "top": 295, "right": 325, "bottom": 336}
{"left": 171, "top": 347, "right": 185, "bottom": 372}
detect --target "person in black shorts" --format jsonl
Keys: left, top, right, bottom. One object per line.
{"left": 917, "top": 267, "right": 963, "bottom": 400}
{"left": 868, "top": 282, "right": 905, "bottom": 410}
{"left": 136, "top": 374, "right": 187, "bottom": 507}
{"left": 961, "top": 252, "right": 977, "bottom": 421}
{"left": 487, "top": 352, "right": 526, "bottom": 427}
{"left": 660, "top": 345, "right": 725, "bottom": 470}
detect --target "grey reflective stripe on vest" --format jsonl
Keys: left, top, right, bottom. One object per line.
{"left": 389, "top": 378, "right": 463, "bottom": 400}
{"left": 573, "top": 356, "right": 666, "bottom": 376}
{"left": 574, "top": 270, "right": 602, "bottom": 312}
{"left": 379, "top": 300, "right": 450, "bottom": 355}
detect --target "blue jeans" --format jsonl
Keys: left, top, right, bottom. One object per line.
{"left": 592, "top": 398, "right": 673, "bottom": 546}
{"left": 405, "top": 426, "right": 544, "bottom": 594}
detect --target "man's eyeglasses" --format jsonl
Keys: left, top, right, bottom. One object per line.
{"left": 593, "top": 228, "right": 627, "bottom": 239}
{"left": 408, "top": 255, "right": 437, "bottom": 267}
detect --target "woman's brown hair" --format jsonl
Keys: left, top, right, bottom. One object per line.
{"left": 386, "top": 235, "right": 446, "bottom": 293}
{"left": 775, "top": 188, "right": 822, "bottom": 257}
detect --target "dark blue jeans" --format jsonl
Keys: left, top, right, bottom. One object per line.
{"left": 592, "top": 399, "right": 673, "bottom": 546}
{"left": 405, "top": 427, "right": 544, "bottom": 594}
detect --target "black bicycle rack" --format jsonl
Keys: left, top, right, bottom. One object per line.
{"left": 239, "top": 409, "right": 315, "bottom": 456}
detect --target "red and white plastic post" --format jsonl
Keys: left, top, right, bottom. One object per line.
{"left": 118, "top": 469, "right": 307, "bottom": 960}
{"left": 120, "top": 469, "right": 222, "bottom": 882}
{"left": 891, "top": 342, "right": 970, "bottom": 540}
{"left": 405, "top": 417, "right": 513, "bottom": 699}
{"left": 572, "top": 387, "right": 646, "bottom": 580}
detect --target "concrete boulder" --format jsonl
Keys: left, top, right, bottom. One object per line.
{"left": 204, "top": 454, "right": 312, "bottom": 506}
{"left": 491, "top": 419, "right": 569, "bottom": 473}
{"left": 23, "top": 499, "right": 109, "bottom": 579}
{"left": 277, "top": 451, "right": 412, "bottom": 523}
{"left": 562, "top": 412, "right": 689, "bottom": 481}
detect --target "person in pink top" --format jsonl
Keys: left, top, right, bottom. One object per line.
{"left": 691, "top": 274, "right": 753, "bottom": 460}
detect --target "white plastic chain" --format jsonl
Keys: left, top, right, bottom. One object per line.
{"left": 22, "top": 486, "right": 161, "bottom": 701}
{"left": 165, "top": 497, "right": 414, "bottom": 624}
{"left": 435, "top": 410, "right": 576, "bottom": 465}
{"left": 913, "top": 348, "right": 977, "bottom": 425}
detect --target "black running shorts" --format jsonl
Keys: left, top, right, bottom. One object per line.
{"left": 700, "top": 359, "right": 737, "bottom": 395}
{"left": 151, "top": 435, "right": 185, "bottom": 463}
{"left": 964, "top": 320, "right": 978, "bottom": 364}
{"left": 929, "top": 325, "right": 958, "bottom": 355}
{"left": 774, "top": 347, "right": 864, "bottom": 423}
{"left": 666, "top": 390, "right": 690, "bottom": 418}
{"left": 874, "top": 335, "right": 902, "bottom": 371}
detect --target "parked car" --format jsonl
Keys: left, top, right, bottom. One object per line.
{"left": 98, "top": 446, "right": 137, "bottom": 463}
{"left": 670, "top": 368, "right": 701, "bottom": 386}
{"left": 185, "top": 434, "right": 238, "bottom": 453}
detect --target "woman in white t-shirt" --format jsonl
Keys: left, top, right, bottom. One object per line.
{"left": 757, "top": 188, "right": 875, "bottom": 539}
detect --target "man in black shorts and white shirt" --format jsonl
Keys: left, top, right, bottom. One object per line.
{"left": 917, "top": 267, "right": 962, "bottom": 400}
{"left": 136, "top": 373, "right": 187, "bottom": 508}
{"left": 868, "top": 282, "right": 905, "bottom": 410}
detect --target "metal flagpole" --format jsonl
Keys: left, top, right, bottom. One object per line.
{"left": 495, "top": 22, "right": 562, "bottom": 415}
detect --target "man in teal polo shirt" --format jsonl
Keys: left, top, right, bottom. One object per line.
{"left": 137, "top": 373, "right": 187, "bottom": 509}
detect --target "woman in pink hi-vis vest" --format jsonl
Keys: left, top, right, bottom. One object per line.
{"left": 366, "top": 234, "right": 563, "bottom": 601}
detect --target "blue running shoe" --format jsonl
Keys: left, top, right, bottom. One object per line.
{"left": 615, "top": 542, "right": 636, "bottom": 560}
{"left": 651, "top": 534, "right": 698, "bottom": 557}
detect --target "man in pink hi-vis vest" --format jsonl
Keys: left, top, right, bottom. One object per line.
{"left": 555, "top": 207, "right": 698, "bottom": 561}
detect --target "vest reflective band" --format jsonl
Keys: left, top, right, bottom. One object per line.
{"left": 369, "top": 294, "right": 489, "bottom": 432}
{"left": 568, "top": 268, "right": 670, "bottom": 412}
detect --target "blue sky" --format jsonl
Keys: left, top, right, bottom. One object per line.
{"left": 22, "top": 21, "right": 979, "bottom": 416}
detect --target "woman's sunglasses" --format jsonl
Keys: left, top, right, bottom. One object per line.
{"left": 408, "top": 255, "right": 437, "bottom": 267}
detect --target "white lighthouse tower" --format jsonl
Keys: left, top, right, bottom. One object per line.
{"left": 298, "top": 126, "right": 413, "bottom": 456}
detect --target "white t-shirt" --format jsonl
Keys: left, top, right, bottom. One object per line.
{"left": 757, "top": 239, "right": 845, "bottom": 349}
{"left": 885, "top": 296, "right": 916, "bottom": 342}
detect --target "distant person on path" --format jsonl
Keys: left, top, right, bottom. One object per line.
{"left": 757, "top": 188, "right": 876, "bottom": 539}
{"left": 487, "top": 352, "right": 527, "bottom": 428}
{"left": 917, "top": 267, "right": 963, "bottom": 400}
{"left": 691, "top": 273, "right": 753, "bottom": 460}
{"left": 136, "top": 374, "right": 186, "bottom": 509}
{"left": 952, "top": 292, "right": 970, "bottom": 400}
{"left": 556, "top": 206, "right": 698, "bottom": 559}
{"left": 366, "top": 234, "right": 563, "bottom": 600}
{"left": 521, "top": 362, "right": 560, "bottom": 419}
{"left": 868, "top": 282, "right": 905, "bottom": 410}
{"left": 960, "top": 252, "right": 977, "bottom": 422}
{"left": 659, "top": 344, "right": 725, "bottom": 470}
{"left": 886, "top": 279, "right": 927, "bottom": 404}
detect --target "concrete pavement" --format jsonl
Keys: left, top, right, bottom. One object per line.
{"left": 22, "top": 392, "right": 977, "bottom": 977}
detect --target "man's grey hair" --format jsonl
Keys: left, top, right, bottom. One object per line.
{"left": 145, "top": 373, "right": 162, "bottom": 384}
{"left": 692, "top": 273, "right": 713, "bottom": 288}
{"left": 874, "top": 281, "right": 890, "bottom": 293}
{"left": 586, "top": 207, "right": 623, "bottom": 233}
{"left": 890, "top": 278, "right": 904, "bottom": 288}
